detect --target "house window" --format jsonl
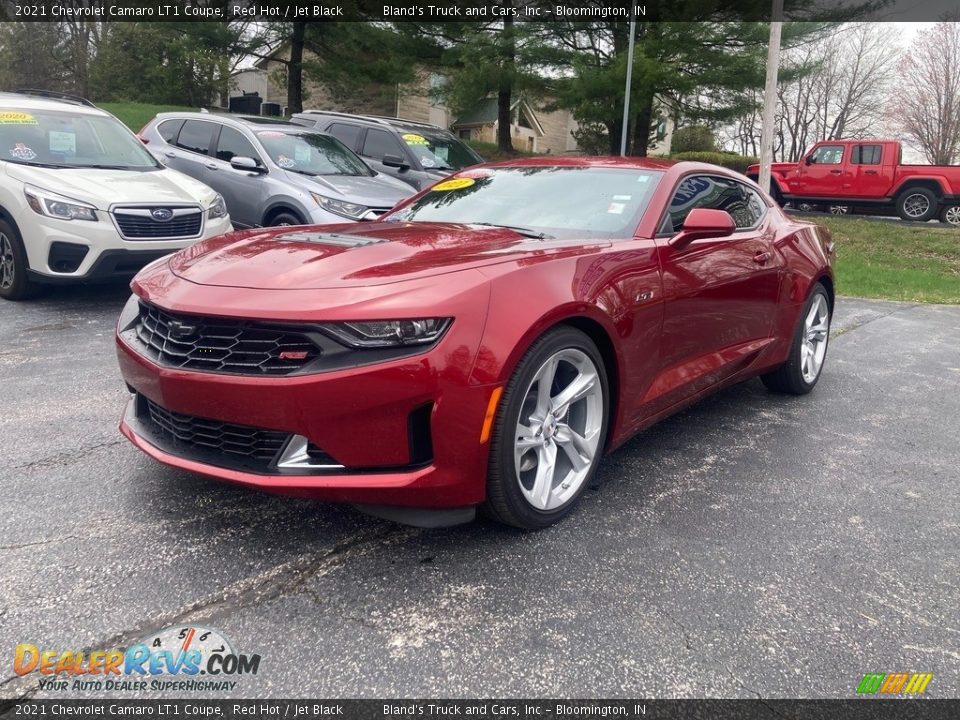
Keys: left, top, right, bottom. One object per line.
{"left": 458, "top": 129, "right": 471, "bottom": 140}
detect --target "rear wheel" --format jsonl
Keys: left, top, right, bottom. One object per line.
{"left": 0, "top": 219, "right": 40, "bottom": 301}
{"left": 828, "top": 204, "right": 850, "bottom": 215}
{"left": 895, "top": 187, "right": 938, "bottom": 222}
{"left": 484, "top": 327, "right": 609, "bottom": 529}
{"left": 762, "top": 284, "right": 831, "bottom": 395}
{"left": 940, "top": 205, "right": 960, "bottom": 227}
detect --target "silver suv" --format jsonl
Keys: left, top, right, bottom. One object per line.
{"left": 138, "top": 113, "right": 414, "bottom": 227}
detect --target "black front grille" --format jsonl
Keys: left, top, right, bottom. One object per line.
{"left": 134, "top": 303, "right": 321, "bottom": 375}
{"left": 143, "top": 397, "right": 288, "bottom": 463}
{"left": 114, "top": 209, "right": 202, "bottom": 239}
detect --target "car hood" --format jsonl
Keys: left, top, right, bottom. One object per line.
{"left": 2, "top": 164, "right": 217, "bottom": 210}
{"left": 283, "top": 170, "right": 413, "bottom": 208}
{"left": 167, "top": 221, "right": 609, "bottom": 290}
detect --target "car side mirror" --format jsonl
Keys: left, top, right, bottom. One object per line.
{"left": 669, "top": 208, "right": 736, "bottom": 250}
{"left": 382, "top": 154, "right": 409, "bottom": 170}
{"left": 230, "top": 156, "right": 265, "bottom": 173}
{"left": 805, "top": 155, "right": 814, "bottom": 165}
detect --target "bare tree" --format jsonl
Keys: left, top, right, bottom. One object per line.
{"left": 888, "top": 21, "right": 960, "bottom": 165}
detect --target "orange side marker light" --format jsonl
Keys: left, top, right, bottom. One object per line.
{"left": 479, "top": 387, "right": 504, "bottom": 444}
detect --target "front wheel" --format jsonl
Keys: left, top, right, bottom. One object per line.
{"left": 940, "top": 205, "right": 960, "bottom": 227}
{"left": 895, "top": 188, "right": 938, "bottom": 222}
{"left": 268, "top": 211, "right": 304, "bottom": 227}
{"left": 762, "top": 284, "right": 831, "bottom": 395}
{"left": 0, "top": 219, "right": 41, "bottom": 301}
{"left": 484, "top": 327, "right": 609, "bottom": 529}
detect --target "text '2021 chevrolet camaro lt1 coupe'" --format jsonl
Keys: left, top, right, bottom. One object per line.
{"left": 116, "top": 158, "right": 834, "bottom": 529}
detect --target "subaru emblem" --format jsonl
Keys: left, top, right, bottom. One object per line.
{"left": 151, "top": 208, "right": 174, "bottom": 222}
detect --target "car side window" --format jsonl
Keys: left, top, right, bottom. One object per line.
{"left": 215, "top": 126, "right": 261, "bottom": 165}
{"left": 662, "top": 175, "right": 766, "bottom": 233}
{"left": 361, "top": 128, "right": 405, "bottom": 160}
{"left": 175, "top": 120, "right": 214, "bottom": 156}
{"left": 157, "top": 119, "right": 184, "bottom": 144}
{"left": 325, "top": 122, "right": 361, "bottom": 149}
{"left": 810, "top": 145, "right": 844, "bottom": 164}
{"left": 851, "top": 144, "right": 881, "bottom": 165}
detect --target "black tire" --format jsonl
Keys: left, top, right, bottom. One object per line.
{"left": 895, "top": 187, "right": 938, "bottom": 222}
{"left": 762, "top": 283, "right": 831, "bottom": 395}
{"left": 940, "top": 205, "right": 960, "bottom": 227}
{"left": 267, "top": 211, "right": 305, "bottom": 227}
{"left": 0, "top": 218, "right": 41, "bottom": 301}
{"left": 484, "top": 326, "right": 609, "bottom": 530}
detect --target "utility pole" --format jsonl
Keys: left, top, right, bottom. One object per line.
{"left": 758, "top": 0, "right": 784, "bottom": 195}
{"left": 620, "top": 7, "right": 637, "bottom": 156}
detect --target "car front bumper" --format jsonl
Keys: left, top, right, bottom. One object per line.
{"left": 115, "top": 323, "right": 497, "bottom": 509}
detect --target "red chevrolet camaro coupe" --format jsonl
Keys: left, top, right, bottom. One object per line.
{"left": 116, "top": 157, "right": 834, "bottom": 529}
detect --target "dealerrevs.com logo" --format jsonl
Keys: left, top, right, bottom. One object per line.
{"left": 14, "top": 625, "right": 261, "bottom": 693}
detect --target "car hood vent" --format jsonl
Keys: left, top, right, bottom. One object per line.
{"left": 274, "top": 232, "right": 389, "bottom": 248}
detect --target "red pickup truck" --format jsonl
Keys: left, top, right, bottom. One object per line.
{"left": 746, "top": 139, "right": 960, "bottom": 225}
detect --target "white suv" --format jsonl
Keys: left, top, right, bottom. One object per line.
{"left": 0, "top": 92, "right": 232, "bottom": 300}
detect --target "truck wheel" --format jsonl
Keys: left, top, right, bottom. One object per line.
{"left": 940, "top": 205, "right": 960, "bottom": 227}
{"left": 895, "top": 188, "right": 938, "bottom": 222}
{"left": 828, "top": 205, "right": 850, "bottom": 215}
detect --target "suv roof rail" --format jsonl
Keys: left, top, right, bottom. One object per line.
{"left": 296, "top": 109, "right": 446, "bottom": 132}
{"left": 13, "top": 88, "right": 97, "bottom": 108}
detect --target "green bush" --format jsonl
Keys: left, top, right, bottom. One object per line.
{"left": 669, "top": 151, "right": 759, "bottom": 175}
{"left": 670, "top": 125, "right": 717, "bottom": 153}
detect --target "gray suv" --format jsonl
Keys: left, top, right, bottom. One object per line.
{"left": 139, "top": 113, "right": 414, "bottom": 227}
{"left": 290, "top": 112, "right": 484, "bottom": 191}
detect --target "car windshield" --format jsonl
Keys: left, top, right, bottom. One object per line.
{"left": 384, "top": 166, "right": 663, "bottom": 239}
{"left": 398, "top": 130, "right": 483, "bottom": 171}
{"left": 0, "top": 108, "right": 160, "bottom": 169}
{"left": 256, "top": 130, "right": 373, "bottom": 176}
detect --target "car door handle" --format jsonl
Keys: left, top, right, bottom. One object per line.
{"left": 753, "top": 251, "right": 772, "bottom": 264}
{"left": 829, "top": 169, "right": 842, "bottom": 174}
{"left": 205, "top": 163, "right": 218, "bottom": 171}
{"left": 864, "top": 170, "right": 878, "bottom": 175}
{"left": 163, "top": 151, "right": 177, "bottom": 158}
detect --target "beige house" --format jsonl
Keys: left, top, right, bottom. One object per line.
{"left": 230, "top": 51, "right": 582, "bottom": 155}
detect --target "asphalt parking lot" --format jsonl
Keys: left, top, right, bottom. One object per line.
{"left": 1, "top": 285, "right": 958, "bottom": 700}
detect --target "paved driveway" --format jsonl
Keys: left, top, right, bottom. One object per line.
{"left": 1, "top": 288, "right": 957, "bottom": 699}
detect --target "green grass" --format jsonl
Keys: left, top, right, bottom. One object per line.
{"left": 98, "top": 102, "right": 203, "bottom": 131}
{"left": 467, "top": 140, "right": 537, "bottom": 162}
{"left": 806, "top": 215, "right": 960, "bottom": 304}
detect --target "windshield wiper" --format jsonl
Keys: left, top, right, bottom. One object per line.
{"left": 77, "top": 164, "right": 145, "bottom": 170}
{"left": 285, "top": 168, "right": 318, "bottom": 177}
{"left": 468, "top": 222, "right": 553, "bottom": 239}
{"left": 3, "top": 159, "right": 72, "bottom": 169}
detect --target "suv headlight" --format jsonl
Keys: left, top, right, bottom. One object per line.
{"left": 24, "top": 186, "right": 97, "bottom": 221}
{"left": 207, "top": 193, "right": 227, "bottom": 220}
{"left": 321, "top": 319, "right": 451, "bottom": 348}
{"left": 311, "top": 193, "right": 369, "bottom": 220}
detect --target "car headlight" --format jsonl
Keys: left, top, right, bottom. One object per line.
{"left": 311, "top": 193, "right": 369, "bottom": 220}
{"left": 24, "top": 186, "right": 97, "bottom": 221}
{"left": 207, "top": 193, "right": 227, "bottom": 220}
{"left": 321, "top": 319, "right": 451, "bottom": 348}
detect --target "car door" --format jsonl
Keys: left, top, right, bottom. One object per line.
{"left": 846, "top": 143, "right": 890, "bottom": 198}
{"left": 163, "top": 119, "right": 217, "bottom": 185}
{"left": 358, "top": 127, "right": 423, "bottom": 189}
{"left": 208, "top": 124, "right": 267, "bottom": 229}
{"left": 798, "top": 144, "right": 845, "bottom": 197}
{"left": 652, "top": 174, "right": 782, "bottom": 407}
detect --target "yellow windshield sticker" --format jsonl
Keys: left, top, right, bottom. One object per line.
{"left": 402, "top": 133, "right": 429, "bottom": 145}
{"left": 431, "top": 178, "right": 475, "bottom": 192}
{"left": 0, "top": 112, "right": 37, "bottom": 125}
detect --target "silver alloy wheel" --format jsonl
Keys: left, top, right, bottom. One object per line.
{"left": 801, "top": 294, "right": 830, "bottom": 384}
{"left": 943, "top": 206, "right": 960, "bottom": 226}
{"left": 0, "top": 232, "right": 14, "bottom": 290}
{"left": 829, "top": 205, "right": 850, "bottom": 215}
{"left": 902, "top": 192, "right": 931, "bottom": 219}
{"left": 514, "top": 348, "right": 604, "bottom": 511}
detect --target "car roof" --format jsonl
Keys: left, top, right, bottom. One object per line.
{"left": 0, "top": 91, "right": 108, "bottom": 116}
{"left": 154, "top": 111, "right": 311, "bottom": 129}
{"left": 294, "top": 110, "right": 451, "bottom": 134}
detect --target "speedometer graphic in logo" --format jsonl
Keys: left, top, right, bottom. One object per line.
{"left": 138, "top": 625, "right": 234, "bottom": 673}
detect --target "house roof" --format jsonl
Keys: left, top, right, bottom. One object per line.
{"left": 453, "top": 97, "right": 544, "bottom": 135}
